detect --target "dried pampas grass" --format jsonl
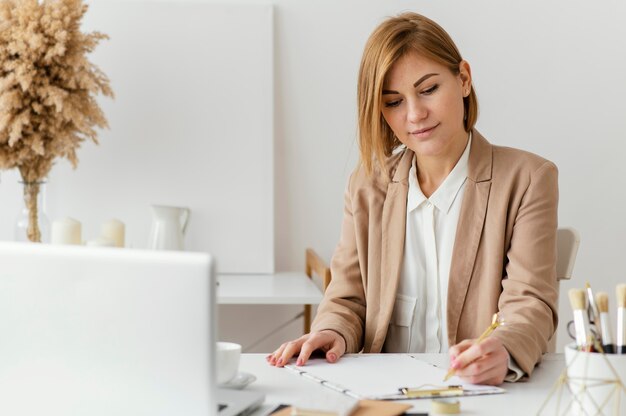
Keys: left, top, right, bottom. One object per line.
{"left": 0, "top": 0, "right": 113, "bottom": 241}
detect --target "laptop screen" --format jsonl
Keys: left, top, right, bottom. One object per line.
{"left": 0, "top": 242, "right": 218, "bottom": 416}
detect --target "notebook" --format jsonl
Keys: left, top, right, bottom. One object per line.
{"left": 0, "top": 242, "right": 263, "bottom": 416}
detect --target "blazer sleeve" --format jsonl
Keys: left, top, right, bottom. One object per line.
{"left": 310, "top": 172, "right": 367, "bottom": 353}
{"left": 494, "top": 161, "right": 559, "bottom": 375}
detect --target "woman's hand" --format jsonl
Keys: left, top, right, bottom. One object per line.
{"left": 266, "top": 330, "right": 346, "bottom": 367}
{"left": 448, "top": 337, "right": 509, "bottom": 385}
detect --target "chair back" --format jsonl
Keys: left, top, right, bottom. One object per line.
{"left": 556, "top": 227, "right": 581, "bottom": 281}
{"left": 303, "top": 248, "right": 331, "bottom": 333}
{"left": 305, "top": 248, "right": 332, "bottom": 291}
{"left": 548, "top": 227, "right": 581, "bottom": 352}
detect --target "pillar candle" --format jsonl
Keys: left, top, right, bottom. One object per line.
{"left": 86, "top": 237, "right": 115, "bottom": 247}
{"left": 51, "top": 217, "right": 82, "bottom": 245}
{"left": 101, "top": 219, "right": 125, "bottom": 248}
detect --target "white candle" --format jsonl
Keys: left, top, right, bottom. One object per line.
{"left": 101, "top": 219, "right": 125, "bottom": 248}
{"left": 51, "top": 217, "right": 82, "bottom": 245}
{"left": 86, "top": 237, "right": 115, "bottom": 247}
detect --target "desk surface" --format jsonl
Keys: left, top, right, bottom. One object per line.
{"left": 239, "top": 353, "right": 566, "bottom": 415}
{"left": 217, "top": 273, "right": 323, "bottom": 305}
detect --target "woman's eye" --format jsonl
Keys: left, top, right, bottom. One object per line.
{"left": 384, "top": 99, "right": 402, "bottom": 108}
{"left": 421, "top": 84, "right": 438, "bottom": 95}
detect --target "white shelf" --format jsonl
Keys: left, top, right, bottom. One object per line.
{"left": 217, "top": 273, "right": 323, "bottom": 305}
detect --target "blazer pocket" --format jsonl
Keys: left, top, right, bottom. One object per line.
{"left": 385, "top": 294, "right": 417, "bottom": 352}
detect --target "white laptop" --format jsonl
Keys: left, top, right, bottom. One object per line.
{"left": 0, "top": 242, "right": 263, "bottom": 416}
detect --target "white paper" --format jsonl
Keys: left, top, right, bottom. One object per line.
{"left": 285, "top": 354, "right": 505, "bottom": 400}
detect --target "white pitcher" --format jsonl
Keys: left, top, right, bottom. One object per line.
{"left": 147, "top": 205, "right": 190, "bottom": 250}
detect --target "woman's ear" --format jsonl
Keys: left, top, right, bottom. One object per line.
{"left": 459, "top": 60, "right": 472, "bottom": 97}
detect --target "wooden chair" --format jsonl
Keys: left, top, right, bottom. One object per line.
{"left": 304, "top": 248, "right": 331, "bottom": 333}
{"left": 547, "top": 227, "right": 581, "bottom": 352}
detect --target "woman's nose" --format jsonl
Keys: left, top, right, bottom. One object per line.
{"left": 407, "top": 100, "right": 427, "bottom": 123}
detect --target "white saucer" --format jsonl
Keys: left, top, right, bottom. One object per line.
{"left": 219, "top": 372, "right": 257, "bottom": 390}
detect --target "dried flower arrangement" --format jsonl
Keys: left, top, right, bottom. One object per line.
{"left": 0, "top": 0, "right": 113, "bottom": 242}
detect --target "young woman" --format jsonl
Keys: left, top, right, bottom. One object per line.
{"left": 268, "top": 12, "right": 558, "bottom": 386}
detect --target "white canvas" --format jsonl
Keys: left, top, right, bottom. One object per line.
{"left": 46, "top": 1, "right": 274, "bottom": 273}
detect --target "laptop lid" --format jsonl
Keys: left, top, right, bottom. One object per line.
{"left": 0, "top": 242, "right": 221, "bottom": 415}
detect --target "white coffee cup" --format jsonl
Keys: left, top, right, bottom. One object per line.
{"left": 217, "top": 342, "right": 242, "bottom": 385}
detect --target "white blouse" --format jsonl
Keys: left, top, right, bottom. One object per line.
{"left": 384, "top": 134, "right": 471, "bottom": 353}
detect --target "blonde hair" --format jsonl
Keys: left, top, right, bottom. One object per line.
{"left": 357, "top": 12, "right": 478, "bottom": 177}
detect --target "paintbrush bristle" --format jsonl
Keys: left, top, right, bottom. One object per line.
{"left": 569, "top": 288, "right": 586, "bottom": 310}
{"left": 596, "top": 292, "right": 609, "bottom": 313}
{"left": 617, "top": 284, "right": 626, "bottom": 308}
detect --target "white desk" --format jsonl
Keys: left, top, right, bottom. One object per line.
{"left": 239, "top": 353, "right": 566, "bottom": 415}
{"left": 217, "top": 273, "right": 323, "bottom": 305}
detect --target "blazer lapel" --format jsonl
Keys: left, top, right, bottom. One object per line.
{"left": 369, "top": 149, "right": 413, "bottom": 351}
{"left": 447, "top": 131, "right": 493, "bottom": 344}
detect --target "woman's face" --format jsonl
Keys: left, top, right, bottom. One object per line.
{"left": 381, "top": 50, "right": 471, "bottom": 159}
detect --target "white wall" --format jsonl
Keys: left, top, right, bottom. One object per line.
{"left": 1, "top": 0, "right": 626, "bottom": 353}
{"left": 227, "top": 0, "right": 626, "bottom": 352}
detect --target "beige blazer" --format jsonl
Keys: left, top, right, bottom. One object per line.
{"left": 311, "top": 130, "right": 558, "bottom": 376}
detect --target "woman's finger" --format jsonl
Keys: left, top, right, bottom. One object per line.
{"left": 324, "top": 333, "right": 346, "bottom": 363}
{"left": 456, "top": 356, "right": 507, "bottom": 385}
{"left": 267, "top": 343, "right": 288, "bottom": 365}
{"left": 268, "top": 338, "right": 296, "bottom": 364}
{"left": 451, "top": 337, "right": 501, "bottom": 371}
{"left": 296, "top": 330, "right": 346, "bottom": 366}
{"left": 276, "top": 338, "right": 306, "bottom": 367}
{"left": 297, "top": 332, "right": 334, "bottom": 366}
{"left": 448, "top": 338, "right": 474, "bottom": 361}
{"left": 452, "top": 338, "right": 509, "bottom": 385}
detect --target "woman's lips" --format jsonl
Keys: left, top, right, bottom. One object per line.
{"left": 410, "top": 123, "right": 439, "bottom": 138}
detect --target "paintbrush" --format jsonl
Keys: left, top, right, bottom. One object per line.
{"left": 585, "top": 282, "right": 601, "bottom": 327}
{"left": 596, "top": 292, "right": 615, "bottom": 353}
{"left": 616, "top": 284, "right": 626, "bottom": 354}
{"left": 569, "top": 288, "right": 591, "bottom": 351}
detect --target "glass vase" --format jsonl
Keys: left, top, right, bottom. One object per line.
{"left": 15, "top": 180, "right": 50, "bottom": 243}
